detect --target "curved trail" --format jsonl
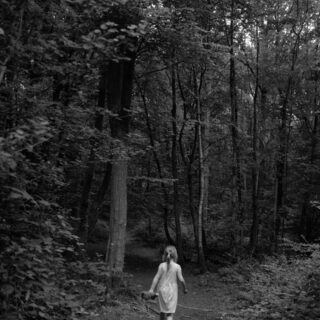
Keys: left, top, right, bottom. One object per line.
{"left": 124, "top": 242, "right": 241, "bottom": 320}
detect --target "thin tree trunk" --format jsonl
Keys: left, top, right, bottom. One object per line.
{"left": 196, "top": 82, "right": 207, "bottom": 273}
{"left": 250, "top": 24, "right": 260, "bottom": 254}
{"left": 229, "top": 0, "right": 242, "bottom": 255}
{"left": 300, "top": 89, "right": 319, "bottom": 241}
{"left": 274, "top": 89, "right": 292, "bottom": 250}
{"left": 78, "top": 150, "right": 95, "bottom": 243}
{"left": 179, "top": 119, "right": 200, "bottom": 258}
{"left": 187, "top": 168, "right": 199, "bottom": 252}
{"left": 202, "top": 104, "right": 210, "bottom": 255}
{"left": 188, "top": 126, "right": 200, "bottom": 257}
{"left": 273, "top": 25, "right": 301, "bottom": 250}
{"left": 171, "top": 65, "right": 183, "bottom": 260}
{"left": 164, "top": 207, "right": 174, "bottom": 245}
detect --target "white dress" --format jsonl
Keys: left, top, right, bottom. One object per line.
{"left": 155, "top": 261, "right": 183, "bottom": 314}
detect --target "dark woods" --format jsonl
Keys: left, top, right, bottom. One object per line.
{"left": 1, "top": 0, "right": 320, "bottom": 319}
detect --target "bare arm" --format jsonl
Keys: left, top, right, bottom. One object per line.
{"left": 149, "top": 264, "right": 162, "bottom": 293}
{"left": 177, "top": 265, "right": 188, "bottom": 293}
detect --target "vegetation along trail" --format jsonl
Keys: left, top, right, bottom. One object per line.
{"left": 1, "top": 1, "right": 320, "bottom": 319}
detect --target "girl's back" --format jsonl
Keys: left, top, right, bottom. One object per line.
{"left": 158, "top": 261, "right": 180, "bottom": 288}
{"left": 157, "top": 261, "right": 179, "bottom": 313}
{"left": 148, "top": 245, "right": 187, "bottom": 318}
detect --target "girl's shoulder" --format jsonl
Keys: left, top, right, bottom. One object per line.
{"left": 159, "top": 262, "right": 167, "bottom": 269}
{"left": 172, "top": 262, "right": 182, "bottom": 270}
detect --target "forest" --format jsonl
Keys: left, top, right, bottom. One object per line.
{"left": 1, "top": 0, "right": 320, "bottom": 319}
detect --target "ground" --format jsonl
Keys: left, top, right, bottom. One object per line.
{"left": 122, "top": 241, "right": 243, "bottom": 320}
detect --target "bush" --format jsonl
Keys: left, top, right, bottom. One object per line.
{"left": 222, "top": 242, "right": 320, "bottom": 320}
{"left": 0, "top": 118, "right": 110, "bottom": 319}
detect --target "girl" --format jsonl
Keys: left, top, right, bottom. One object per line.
{"left": 148, "top": 246, "right": 188, "bottom": 320}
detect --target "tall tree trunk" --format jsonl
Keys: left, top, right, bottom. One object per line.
{"left": 171, "top": 65, "right": 183, "bottom": 261}
{"left": 196, "top": 83, "right": 207, "bottom": 273}
{"left": 78, "top": 149, "right": 95, "bottom": 243}
{"left": 187, "top": 166, "right": 199, "bottom": 253}
{"left": 250, "top": 24, "right": 260, "bottom": 254}
{"left": 177, "top": 69, "right": 199, "bottom": 253}
{"left": 202, "top": 102, "right": 210, "bottom": 255}
{"left": 229, "top": 0, "right": 242, "bottom": 256}
{"left": 300, "top": 84, "right": 319, "bottom": 241}
{"left": 273, "top": 24, "right": 301, "bottom": 250}
{"left": 274, "top": 99, "right": 287, "bottom": 251}
{"left": 105, "top": 55, "right": 135, "bottom": 272}
{"left": 187, "top": 127, "right": 200, "bottom": 258}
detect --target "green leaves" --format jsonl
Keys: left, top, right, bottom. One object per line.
{"left": 0, "top": 208, "right": 87, "bottom": 319}
{"left": 228, "top": 245, "right": 320, "bottom": 320}
{"left": 8, "top": 187, "right": 35, "bottom": 202}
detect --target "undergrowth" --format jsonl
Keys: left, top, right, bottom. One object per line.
{"left": 0, "top": 119, "right": 153, "bottom": 320}
{"left": 219, "top": 242, "right": 320, "bottom": 320}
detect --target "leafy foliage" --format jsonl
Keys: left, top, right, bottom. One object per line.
{"left": 0, "top": 0, "right": 146, "bottom": 318}
{"left": 1, "top": 0, "right": 320, "bottom": 318}
{"left": 221, "top": 243, "right": 320, "bottom": 320}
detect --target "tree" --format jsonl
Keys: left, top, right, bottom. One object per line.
{"left": 104, "top": 2, "right": 143, "bottom": 272}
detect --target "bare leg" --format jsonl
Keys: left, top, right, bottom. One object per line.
{"left": 160, "top": 312, "right": 166, "bottom": 320}
{"left": 167, "top": 313, "right": 173, "bottom": 320}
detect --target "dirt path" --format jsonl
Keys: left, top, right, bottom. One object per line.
{"left": 124, "top": 242, "right": 241, "bottom": 320}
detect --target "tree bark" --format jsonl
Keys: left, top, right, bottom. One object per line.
{"left": 274, "top": 101, "right": 287, "bottom": 251}
{"left": 78, "top": 150, "right": 95, "bottom": 243}
{"left": 105, "top": 159, "right": 128, "bottom": 272}
{"left": 300, "top": 87, "right": 319, "bottom": 241}
{"left": 196, "top": 80, "right": 207, "bottom": 273}
{"left": 177, "top": 69, "right": 199, "bottom": 253}
{"left": 202, "top": 102, "right": 210, "bottom": 256}
{"left": 105, "top": 55, "right": 135, "bottom": 272}
{"left": 250, "top": 24, "right": 260, "bottom": 254}
{"left": 171, "top": 65, "right": 183, "bottom": 261}
{"left": 229, "top": 0, "right": 242, "bottom": 256}
{"left": 187, "top": 127, "right": 200, "bottom": 258}
{"left": 273, "top": 24, "right": 301, "bottom": 250}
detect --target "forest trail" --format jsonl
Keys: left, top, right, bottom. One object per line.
{"left": 124, "top": 242, "right": 241, "bottom": 320}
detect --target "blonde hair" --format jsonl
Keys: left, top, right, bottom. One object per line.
{"left": 162, "top": 245, "right": 178, "bottom": 263}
